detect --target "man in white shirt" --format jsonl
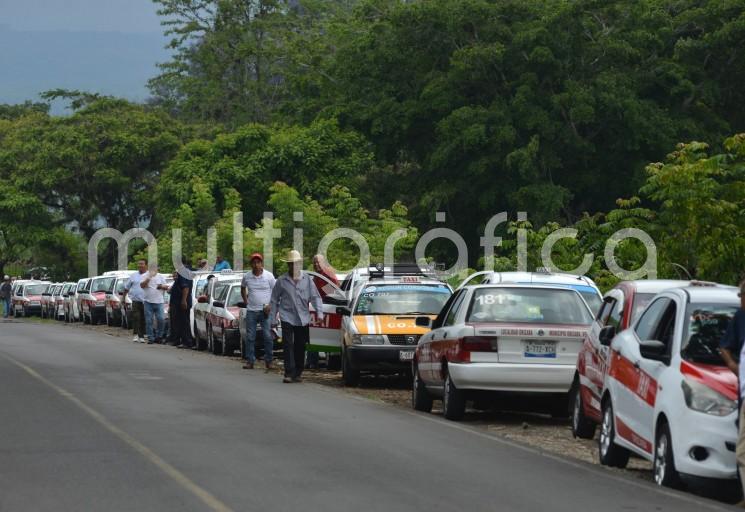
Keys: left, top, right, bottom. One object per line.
{"left": 140, "top": 265, "right": 167, "bottom": 344}
{"left": 122, "top": 259, "right": 148, "bottom": 343}
{"left": 241, "top": 253, "right": 276, "bottom": 370}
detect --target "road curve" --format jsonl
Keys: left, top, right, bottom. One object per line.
{"left": 0, "top": 321, "right": 731, "bottom": 512}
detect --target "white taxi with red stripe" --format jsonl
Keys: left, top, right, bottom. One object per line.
{"left": 412, "top": 284, "right": 593, "bottom": 420}
{"left": 338, "top": 275, "right": 452, "bottom": 386}
{"left": 598, "top": 285, "right": 739, "bottom": 487}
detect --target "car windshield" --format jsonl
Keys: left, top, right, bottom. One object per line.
{"left": 115, "top": 280, "right": 126, "bottom": 293}
{"left": 631, "top": 293, "right": 655, "bottom": 323}
{"left": 681, "top": 303, "right": 738, "bottom": 366}
{"left": 62, "top": 284, "right": 72, "bottom": 294}
{"left": 354, "top": 284, "right": 451, "bottom": 315}
{"left": 92, "top": 277, "right": 115, "bottom": 293}
{"left": 467, "top": 287, "right": 594, "bottom": 325}
{"left": 226, "top": 287, "right": 243, "bottom": 307}
{"left": 26, "top": 284, "right": 48, "bottom": 295}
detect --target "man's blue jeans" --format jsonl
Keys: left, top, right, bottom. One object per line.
{"left": 244, "top": 310, "right": 273, "bottom": 363}
{"left": 144, "top": 301, "right": 165, "bottom": 341}
{"left": 1, "top": 298, "right": 10, "bottom": 318}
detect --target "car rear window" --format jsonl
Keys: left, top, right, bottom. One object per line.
{"left": 681, "top": 303, "right": 738, "bottom": 366}
{"left": 467, "top": 287, "right": 593, "bottom": 325}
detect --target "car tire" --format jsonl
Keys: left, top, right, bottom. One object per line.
{"left": 442, "top": 372, "right": 466, "bottom": 421}
{"left": 654, "top": 421, "right": 683, "bottom": 488}
{"left": 221, "top": 330, "right": 231, "bottom": 357}
{"left": 194, "top": 321, "right": 206, "bottom": 351}
{"left": 571, "top": 381, "right": 597, "bottom": 439}
{"left": 22, "top": 305, "right": 28, "bottom": 318}
{"left": 412, "top": 364, "right": 433, "bottom": 413}
{"left": 209, "top": 325, "right": 221, "bottom": 355}
{"left": 327, "top": 353, "right": 341, "bottom": 372}
{"left": 342, "top": 348, "right": 360, "bottom": 387}
{"left": 598, "top": 400, "right": 630, "bottom": 468}
{"left": 105, "top": 312, "right": 111, "bottom": 326}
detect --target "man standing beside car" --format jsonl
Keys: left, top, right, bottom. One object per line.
{"left": 269, "top": 250, "right": 324, "bottom": 383}
{"left": 0, "top": 275, "right": 12, "bottom": 319}
{"left": 241, "top": 253, "right": 275, "bottom": 371}
{"left": 140, "top": 265, "right": 167, "bottom": 344}
{"left": 721, "top": 278, "right": 745, "bottom": 500}
{"left": 123, "top": 259, "right": 148, "bottom": 343}
{"left": 170, "top": 257, "right": 195, "bottom": 349}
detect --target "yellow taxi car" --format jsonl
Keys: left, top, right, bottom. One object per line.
{"left": 337, "top": 269, "right": 452, "bottom": 386}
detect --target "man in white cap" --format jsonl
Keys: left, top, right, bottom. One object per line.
{"left": 269, "top": 250, "right": 324, "bottom": 383}
{"left": 0, "top": 275, "right": 12, "bottom": 319}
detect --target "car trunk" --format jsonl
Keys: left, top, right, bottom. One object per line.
{"left": 470, "top": 323, "right": 588, "bottom": 365}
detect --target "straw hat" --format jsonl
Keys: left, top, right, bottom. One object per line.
{"left": 282, "top": 250, "right": 303, "bottom": 263}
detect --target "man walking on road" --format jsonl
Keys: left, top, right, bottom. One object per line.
{"left": 122, "top": 260, "right": 148, "bottom": 343}
{"left": 240, "top": 253, "right": 275, "bottom": 371}
{"left": 140, "top": 265, "right": 167, "bottom": 344}
{"left": 0, "top": 275, "right": 12, "bottom": 319}
{"left": 170, "top": 257, "right": 195, "bottom": 349}
{"left": 269, "top": 250, "right": 324, "bottom": 383}
{"left": 721, "top": 279, "right": 745, "bottom": 502}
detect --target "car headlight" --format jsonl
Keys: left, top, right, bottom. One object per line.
{"left": 351, "top": 334, "right": 385, "bottom": 345}
{"left": 681, "top": 378, "right": 736, "bottom": 416}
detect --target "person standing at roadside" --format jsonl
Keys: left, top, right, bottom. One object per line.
{"left": 140, "top": 265, "right": 167, "bottom": 344}
{"left": 170, "top": 257, "right": 195, "bottom": 349}
{"left": 0, "top": 275, "right": 12, "bottom": 319}
{"left": 122, "top": 260, "right": 148, "bottom": 343}
{"left": 721, "top": 279, "right": 745, "bottom": 500}
{"left": 240, "top": 253, "right": 275, "bottom": 371}
{"left": 213, "top": 255, "right": 231, "bottom": 272}
{"left": 269, "top": 250, "right": 324, "bottom": 383}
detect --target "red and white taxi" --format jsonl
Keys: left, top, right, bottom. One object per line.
{"left": 205, "top": 282, "right": 244, "bottom": 356}
{"left": 79, "top": 275, "right": 116, "bottom": 325}
{"left": 40, "top": 283, "right": 61, "bottom": 318}
{"left": 52, "top": 283, "right": 74, "bottom": 320}
{"left": 104, "top": 274, "right": 132, "bottom": 327}
{"left": 598, "top": 285, "right": 739, "bottom": 487}
{"left": 571, "top": 280, "right": 691, "bottom": 439}
{"left": 194, "top": 273, "right": 241, "bottom": 352}
{"left": 412, "top": 284, "right": 593, "bottom": 420}
{"left": 12, "top": 281, "right": 50, "bottom": 317}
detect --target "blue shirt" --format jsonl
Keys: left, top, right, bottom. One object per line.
{"left": 213, "top": 260, "right": 231, "bottom": 272}
{"left": 269, "top": 272, "right": 324, "bottom": 327}
{"left": 721, "top": 309, "right": 745, "bottom": 356}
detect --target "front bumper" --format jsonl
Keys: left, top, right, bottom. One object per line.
{"left": 346, "top": 345, "right": 415, "bottom": 372}
{"left": 447, "top": 362, "right": 575, "bottom": 393}
{"left": 671, "top": 409, "right": 738, "bottom": 480}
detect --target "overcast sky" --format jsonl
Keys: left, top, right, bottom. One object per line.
{"left": 0, "top": 0, "right": 163, "bottom": 33}
{"left": 0, "top": 0, "right": 170, "bottom": 111}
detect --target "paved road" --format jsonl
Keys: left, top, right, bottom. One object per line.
{"left": 0, "top": 321, "right": 732, "bottom": 511}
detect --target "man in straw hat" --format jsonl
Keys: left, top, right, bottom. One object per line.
{"left": 269, "top": 250, "right": 324, "bottom": 383}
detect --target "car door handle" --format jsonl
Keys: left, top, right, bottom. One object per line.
{"left": 633, "top": 360, "right": 640, "bottom": 370}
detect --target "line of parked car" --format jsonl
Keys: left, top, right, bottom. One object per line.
{"left": 9, "top": 266, "right": 740, "bottom": 492}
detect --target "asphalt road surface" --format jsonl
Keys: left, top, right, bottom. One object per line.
{"left": 0, "top": 321, "right": 733, "bottom": 511}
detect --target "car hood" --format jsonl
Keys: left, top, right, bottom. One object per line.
{"left": 680, "top": 360, "right": 738, "bottom": 401}
{"left": 352, "top": 315, "right": 436, "bottom": 335}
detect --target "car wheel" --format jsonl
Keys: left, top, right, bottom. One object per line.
{"left": 105, "top": 312, "right": 111, "bottom": 326}
{"left": 341, "top": 348, "right": 360, "bottom": 387}
{"left": 598, "top": 400, "right": 630, "bottom": 468}
{"left": 209, "top": 325, "right": 221, "bottom": 355}
{"left": 571, "top": 381, "right": 597, "bottom": 439}
{"left": 442, "top": 372, "right": 466, "bottom": 421}
{"left": 654, "top": 422, "right": 682, "bottom": 488}
{"left": 221, "top": 330, "right": 231, "bottom": 356}
{"left": 412, "top": 364, "right": 433, "bottom": 413}
{"left": 22, "top": 305, "right": 28, "bottom": 318}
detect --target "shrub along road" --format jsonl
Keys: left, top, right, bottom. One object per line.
{"left": 0, "top": 321, "right": 730, "bottom": 511}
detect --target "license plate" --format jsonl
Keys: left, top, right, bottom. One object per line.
{"left": 523, "top": 340, "right": 556, "bottom": 358}
{"left": 399, "top": 350, "right": 414, "bottom": 362}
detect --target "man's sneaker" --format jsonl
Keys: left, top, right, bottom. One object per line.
{"left": 265, "top": 361, "right": 272, "bottom": 373}
{"left": 138, "top": 337, "right": 146, "bottom": 343}
{"left": 283, "top": 377, "right": 292, "bottom": 383}
{"left": 132, "top": 335, "right": 139, "bottom": 342}
{"left": 243, "top": 362, "right": 254, "bottom": 370}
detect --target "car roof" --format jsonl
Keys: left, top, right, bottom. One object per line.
{"left": 673, "top": 285, "right": 740, "bottom": 303}
{"left": 627, "top": 279, "right": 691, "bottom": 293}
{"left": 485, "top": 271, "right": 599, "bottom": 289}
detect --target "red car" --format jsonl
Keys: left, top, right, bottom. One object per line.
{"left": 12, "top": 281, "right": 51, "bottom": 317}
{"left": 570, "top": 280, "right": 691, "bottom": 438}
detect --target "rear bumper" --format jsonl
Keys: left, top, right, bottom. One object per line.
{"left": 448, "top": 362, "right": 574, "bottom": 393}
{"left": 347, "top": 345, "right": 414, "bottom": 372}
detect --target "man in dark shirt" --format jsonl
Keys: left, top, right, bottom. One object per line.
{"left": 170, "top": 257, "right": 195, "bottom": 349}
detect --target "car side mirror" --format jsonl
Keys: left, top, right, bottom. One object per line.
{"left": 599, "top": 325, "right": 616, "bottom": 347}
{"left": 336, "top": 306, "right": 351, "bottom": 316}
{"left": 197, "top": 295, "right": 208, "bottom": 304}
{"left": 640, "top": 340, "right": 668, "bottom": 362}
{"left": 415, "top": 316, "right": 432, "bottom": 328}
{"left": 213, "top": 301, "right": 225, "bottom": 308}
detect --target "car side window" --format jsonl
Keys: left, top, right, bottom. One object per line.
{"left": 654, "top": 301, "right": 677, "bottom": 350}
{"left": 444, "top": 291, "right": 467, "bottom": 327}
{"left": 597, "top": 298, "right": 615, "bottom": 324}
{"left": 607, "top": 301, "right": 622, "bottom": 330}
{"left": 635, "top": 298, "right": 671, "bottom": 342}
{"left": 16, "top": 286, "right": 23, "bottom": 296}
{"left": 433, "top": 290, "right": 462, "bottom": 329}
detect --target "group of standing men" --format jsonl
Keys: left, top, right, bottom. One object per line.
{"left": 122, "top": 258, "right": 195, "bottom": 348}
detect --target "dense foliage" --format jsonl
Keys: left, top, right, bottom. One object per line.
{"left": 0, "top": 0, "right": 743, "bottom": 286}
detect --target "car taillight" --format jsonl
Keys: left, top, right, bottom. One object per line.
{"left": 452, "top": 336, "right": 498, "bottom": 363}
